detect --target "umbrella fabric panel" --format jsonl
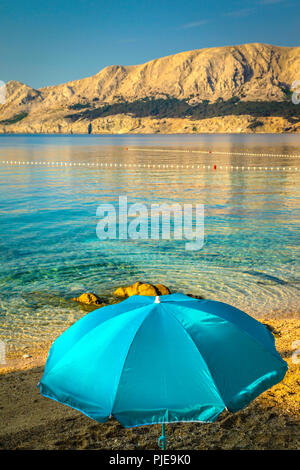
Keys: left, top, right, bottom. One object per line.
{"left": 43, "top": 296, "right": 152, "bottom": 376}
{"left": 168, "top": 303, "right": 288, "bottom": 412}
{"left": 112, "top": 305, "right": 225, "bottom": 427}
{"left": 40, "top": 304, "right": 153, "bottom": 422}
{"left": 166, "top": 296, "right": 281, "bottom": 358}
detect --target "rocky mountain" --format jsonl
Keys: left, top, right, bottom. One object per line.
{"left": 0, "top": 43, "right": 300, "bottom": 133}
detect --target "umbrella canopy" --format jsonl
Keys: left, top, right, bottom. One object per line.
{"left": 39, "top": 293, "right": 287, "bottom": 429}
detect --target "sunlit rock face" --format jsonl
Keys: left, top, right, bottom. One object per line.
{"left": 1, "top": 43, "right": 300, "bottom": 134}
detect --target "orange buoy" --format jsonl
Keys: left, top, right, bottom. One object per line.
{"left": 213, "top": 164, "right": 217, "bottom": 170}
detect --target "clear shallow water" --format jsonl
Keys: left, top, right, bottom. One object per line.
{"left": 0, "top": 134, "right": 300, "bottom": 350}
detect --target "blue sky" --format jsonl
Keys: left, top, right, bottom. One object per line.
{"left": 0, "top": 0, "right": 299, "bottom": 89}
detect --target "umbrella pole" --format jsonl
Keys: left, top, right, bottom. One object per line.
{"left": 158, "top": 423, "right": 166, "bottom": 450}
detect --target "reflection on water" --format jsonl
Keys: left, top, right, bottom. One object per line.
{"left": 0, "top": 135, "right": 299, "bottom": 349}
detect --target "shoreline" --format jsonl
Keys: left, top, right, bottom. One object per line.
{"left": 1, "top": 313, "right": 299, "bottom": 370}
{"left": 2, "top": 309, "right": 300, "bottom": 374}
{"left": 1, "top": 316, "right": 299, "bottom": 450}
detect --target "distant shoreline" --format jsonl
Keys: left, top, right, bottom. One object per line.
{"left": 0, "top": 112, "right": 300, "bottom": 135}
{"left": 1, "top": 131, "right": 300, "bottom": 136}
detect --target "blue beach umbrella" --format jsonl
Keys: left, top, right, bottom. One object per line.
{"left": 39, "top": 293, "right": 287, "bottom": 449}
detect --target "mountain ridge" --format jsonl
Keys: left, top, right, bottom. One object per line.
{"left": 1, "top": 43, "right": 300, "bottom": 134}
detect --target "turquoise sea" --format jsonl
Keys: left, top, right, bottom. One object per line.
{"left": 0, "top": 134, "right": 300, "bottom": 350}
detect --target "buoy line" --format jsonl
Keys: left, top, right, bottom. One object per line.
{"left": 0, "top": 160, "right": 299, "bottom": 172}
{"left": 127, "top": 147, "right": 300, "bottom": 159}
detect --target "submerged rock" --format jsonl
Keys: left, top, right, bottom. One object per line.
{"left": 71, "top": 292, "right": 104, "bottom": 306}
{"left": 114, "top": 281, "right": 171, "bottom": 298}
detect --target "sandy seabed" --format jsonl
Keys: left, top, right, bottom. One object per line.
{"left": 0, "top": 318, "right": 299, "bottom": 450}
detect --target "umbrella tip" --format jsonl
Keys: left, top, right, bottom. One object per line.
{"left": 154, "top": 295, "right": 160, "bottom": 303}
